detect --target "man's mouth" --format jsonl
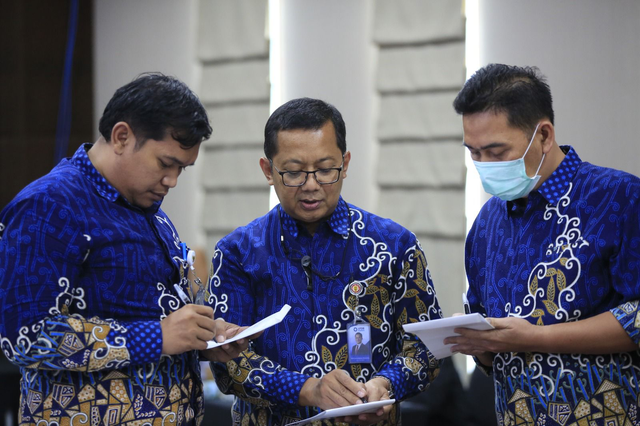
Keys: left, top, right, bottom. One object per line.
{"left": 300, "top": 199, "right": 321, "bottom": 209}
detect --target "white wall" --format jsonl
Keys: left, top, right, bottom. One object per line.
{"left": 475, "top": 0, "right": 640, "bottom": 177}
{"left": 276, "top": 0, "right": 377, "bottom": 211}
{"left": 93, "top": 0, "right": 204, "bottom": 246}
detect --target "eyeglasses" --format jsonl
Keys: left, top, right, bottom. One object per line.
{"left": 271, "top": 158, "right": 344, "bottom": 187}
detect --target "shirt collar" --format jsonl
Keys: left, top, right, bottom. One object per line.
{"left": 70, "top": 143, "right": 120, "bottom": 203}
{"left": 536, "top": 145, "right": 582, "bottom": 205}
{"left": 280, "top": 196, "right": 351, "bottom": 238}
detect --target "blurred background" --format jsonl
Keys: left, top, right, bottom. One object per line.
{"left": 1, "top": 0, "right": 639, "bottom": 425}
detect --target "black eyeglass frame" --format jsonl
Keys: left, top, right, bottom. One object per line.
{"left": 270, "top": 157, "right": 345, "bottom": 187}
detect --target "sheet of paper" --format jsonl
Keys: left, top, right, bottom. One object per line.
{"left": 285, "top": 399, "right": 396, "bottom": 426}
{"left": 206, "top": 304, "right": 291, "bottom": 349}
{"left": 402, "top": 313, "right": 494, "bottom": 359}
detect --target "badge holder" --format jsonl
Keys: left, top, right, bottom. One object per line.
{"left": 174, "top": 242, "right": 206, "bottom": 305}
{"left": 347, "top": 282, "right": 372, "bottom": 364}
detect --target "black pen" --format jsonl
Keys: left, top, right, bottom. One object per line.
{"left": 462, "top": 292, "right": 471, "bottom": 315}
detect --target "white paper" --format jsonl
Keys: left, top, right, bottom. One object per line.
{"left": 206, "top": 304, "right": 291, "bottom": 349}
{"left": 285, "top": 399, "right": 396, "bottom": 426}
{"left": 402, "top": 313, "right": 494, "bottom": 359}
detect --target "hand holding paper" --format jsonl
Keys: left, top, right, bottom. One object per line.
{"left": 402, "top": 313, "right": 494, "bottom": 359}
{"left": 206, "top": 304, "right": 291, "bottom": 349}
{"left": 284, "top": 399, "right": 396, "bottom": 426}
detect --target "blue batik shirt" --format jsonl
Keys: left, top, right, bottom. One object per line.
{"left": 466, "top": 146, "right": 640, "bottom": 425}
{"left": 0, "top": 144, "right": 205, "bottom": 425}
{"left": 208, "top": 198, "right": 442, "bottom": 425}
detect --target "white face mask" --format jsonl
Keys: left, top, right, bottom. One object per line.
{"left": 473, "top": 123, "right": 545, "bottom": 201}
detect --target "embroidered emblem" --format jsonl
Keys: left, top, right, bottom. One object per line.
{"left": 348, "top": 282, "right": 363, "bottom": 296}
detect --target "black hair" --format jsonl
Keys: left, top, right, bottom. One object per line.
{"left": 453, "top": 64, "right": 554, "bottom": 135}
{"left": 98, "top": 72, "right": 212, "bottom": 148}
{"left": 264, "top": 97, "right": 346, "bottom": 159}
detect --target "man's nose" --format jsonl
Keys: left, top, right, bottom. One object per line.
{"left": 162, "top": 172, "right": 179, "bottom": 188}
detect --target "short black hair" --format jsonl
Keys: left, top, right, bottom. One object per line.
{"left": 264, "top": 97, "right": 346, "bottom": 159}
{"left": 453, "top": 64, "right": 554, "bottom": 134}
{"left": 98, "top": 73, "right": 212, "bottom": 148}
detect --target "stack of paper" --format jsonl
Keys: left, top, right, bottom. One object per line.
{"left": 402, "top": 313, "right": 494, "bottom": 359}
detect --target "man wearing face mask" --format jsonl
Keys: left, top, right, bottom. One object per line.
{"left": 447, "top": 64, "right": 640, "bottom": 425}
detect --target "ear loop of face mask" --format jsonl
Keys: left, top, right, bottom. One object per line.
{"left": 522, "top": 122, "right": 544, "bottom": 177}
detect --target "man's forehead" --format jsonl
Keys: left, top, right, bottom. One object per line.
{"left": 462, "top": 110, "right": 511, "bottom": 128}
{"left": 462, "top": 112, "right": 527, "bottom": 147}
{"left": 153, "top": 138, "right": 200, "bottom": 161}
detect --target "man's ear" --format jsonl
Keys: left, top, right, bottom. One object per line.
{"left": 259, "top": 157, "right": 275, "bottom": 185}
{"left": 341, "top": 151, "right": 351, "bottom": 179}
{"left": 539, "top": 120, "right": 556, "bottom": 154}
{"left": 110, "top": 122, "right": 135, "bottom": 154}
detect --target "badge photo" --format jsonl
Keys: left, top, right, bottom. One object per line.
{"left": 347, "top": 322, "right": 372, "bottom": 364}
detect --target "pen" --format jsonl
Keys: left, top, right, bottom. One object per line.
{"left": 174, "top": 283, "right": 191, "bottom": 305}
{"left": 462, "top": 292, "right": 471, "bottom": 315}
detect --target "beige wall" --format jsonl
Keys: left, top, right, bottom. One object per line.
{"left": 373, "top": 0, "right": 467, "bottom": 320}
{"left": 93, "top": 0, "right": 468, "bottom": 321}
{"left": 93, "top": 0, "right": 204, "bottom": 247}
{"left": 473, "top": 0, "right": 640, "bottom": 180}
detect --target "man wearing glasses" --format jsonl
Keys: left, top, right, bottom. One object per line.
{"left": 207, "top": 97, "right": 443, "bottom": 425}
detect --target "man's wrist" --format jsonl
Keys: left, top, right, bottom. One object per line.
{"left": 298, "top": 377, "right": 320, "bottom": 406}
{"left": 373, "top": 375, "right": 394, "bottom": 398}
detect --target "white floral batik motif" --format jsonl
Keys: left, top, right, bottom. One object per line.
{"left": 496, "top": 183, "right": 592, "bottom": 414}
{"left": 507, "top": 183, "right": 588, "bottom": 323}
{"left": 302, "top": 208, "right": 396, "bottom": 378}
{"left": 208, "top": 248, "right": 229, "bottom": 314}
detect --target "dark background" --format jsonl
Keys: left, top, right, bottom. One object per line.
{"left": 0, "top": 1, "right": 93, "bottom": 422}
{"left": 0, "top": 0, "right": 94, "bottom": 210}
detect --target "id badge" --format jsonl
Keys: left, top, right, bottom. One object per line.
{"left": 347, "top": 319, "right": 372, "bottom": 364}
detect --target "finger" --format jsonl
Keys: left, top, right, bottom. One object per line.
{"left": 204, "top": 319, "right": 229, "bottom": 343}
{"left": 211, "top": 317, "right": 228, "bottom": 334}
{"left": 321, "top": 375, "right": 363, "bottom": 408}
{"left": 359, "top": 403, "right": 392, "bottom": 422}
{"left": 335, "top": 370, "right": 367, "bottom": 400}
{"left": 358, "top": 412, "right": 385, "bottom": 423}
{"left": 247, "top": 330, "right": 264, "bottom": 340}
{"left": 193, "top": 327, "right": 215, "bottom": 344}
{"left": 219, "top": 342, "right": 245, "bottom": 360}
{"left": 326, "top": 385, "right": 360, "bottom": 408}
{"left": 189, "top": 304, "right": 215, "bottom": 317}
{"left": 224, "top": 325, "right": 245, "bottom": 338}
{"left": 208, "top": 348, "right": 233, "bottom": 363}
{"left": 201, "top": 348, "right": 226, "bottom": 363}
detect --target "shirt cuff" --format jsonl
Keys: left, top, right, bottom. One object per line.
{"left": 262, "top": 369, "right": 310, "bottom": 406}
{"left": 119, "top": 320, "right": 163, "bottom": 365}
{"left": 611, "top": 300, "right": 640, "bottom": 345}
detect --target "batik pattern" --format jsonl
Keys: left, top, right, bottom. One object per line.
{"left": 0, "top": 144, "right": 204, "bottom": 425}
{"left": 208, "top": 198, "right": 442, "bottom": 425}
{"left": 466, "top": 146, "right": 640, "bottom": 425}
